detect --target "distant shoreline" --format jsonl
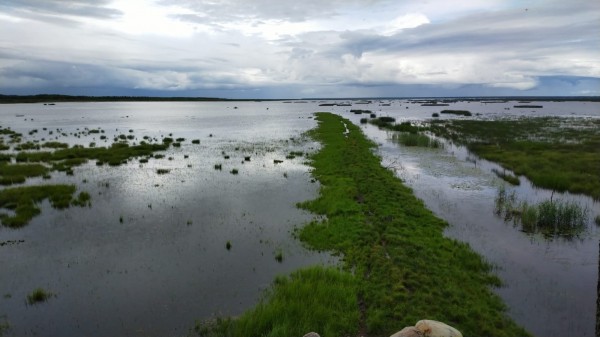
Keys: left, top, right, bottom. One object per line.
{"left": 0, "top": 94, "right": 599, "bottom": 104}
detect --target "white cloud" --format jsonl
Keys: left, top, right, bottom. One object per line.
{"left": 0, "top": 0, "right": 598, "bottom": 97}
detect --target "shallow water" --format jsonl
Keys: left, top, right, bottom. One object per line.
{"left": 1, "top": 99, "right": 599, "bottom": 336}
{"left": 1, "top": 102, "right": 334, "bottom": 337}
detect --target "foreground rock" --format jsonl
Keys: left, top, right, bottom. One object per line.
{"left": 302, "top": 333, "right": 320, "bottom": 337}
{"left": 390, "top": 326, "right": 422, "bottom": 337}
{"left": 389, "top": 319, "right": 463, "bottom": 337}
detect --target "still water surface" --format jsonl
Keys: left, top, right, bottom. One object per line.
{"left": 1, "top": 100, "right": 599, "bottom": 336}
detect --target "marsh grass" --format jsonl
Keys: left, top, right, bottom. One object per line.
{"left": 494, "top": 186, "right": 588, "bottom": 237}
{"left": 27, "top": 288, "right": 52, "bottom": 305}
{"left": 0, "top": 184, "right": 88, "bottom": 227}
{"left": 16, "top": 143, "right": 169, "bottom": 170}
{"left": 391, "top": 132, "right": 442, "bottom": 148}
{"left": 429, "top": 117, "right": 600, "bottom": 199}
{"left": 198, "top": 113, "right": 529, "bottom": 337}
{"left": 0, "top": 163, "right": 49, "bottom": 185}
{"left": 274, "top": 249, "right": 283, "bottom": 263}
{"left": 195, "top": 267, "right": 358, "bottom": 337}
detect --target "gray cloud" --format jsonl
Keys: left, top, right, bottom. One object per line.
{"left": 0, "top": 0, "right": 122, "bottom": 20}
{"left": 0, "top": 0, "right": 598, "bottom": 97}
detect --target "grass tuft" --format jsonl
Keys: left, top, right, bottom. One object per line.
{"left": 27, "top": 288, "right": 53, "bottom": 305}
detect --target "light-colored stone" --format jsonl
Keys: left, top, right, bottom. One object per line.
{"left": 303, "top": 332, "right": 320, "bottom": 337}
{"left": 389, "top": 326, "right": 422, "bottom": 337}
{"left": 415, "top": 320, "right": 462, "bottom": 337}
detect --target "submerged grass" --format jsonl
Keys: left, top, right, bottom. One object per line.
{"left": 0, "top": 184, "right": 88, "bottom": 228}
{"left": 429, "top": 117, "right": 600, "bottom": 199}
{"left": 197, "top": 113, "right": 528, "bottom": 337}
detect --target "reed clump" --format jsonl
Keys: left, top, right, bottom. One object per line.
{"left": 494, "top": 186, "right": 588, "bottom": 237}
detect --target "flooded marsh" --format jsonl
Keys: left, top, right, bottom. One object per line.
{"left": 1, "top": 99, "right": 599, "bottom": 336}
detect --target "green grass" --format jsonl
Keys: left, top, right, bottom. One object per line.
{"left": 494, "top": 186, "right": 588, "bottom": 237}
{"left": 429, "top": 118, "right": 600, "bottom": 199}
{"left": 391, "top": 132, "right": 442, "bottom": 148}
{"left": 197, "top": 113, "right": 528, "bottom": 337}
{"left": 16, "top": 142, "right": 169, "bottom": 169}
{"left": 0, "top": 163, "right": 49, "bottom": 185}
{"left": 0, "top": 185, "right": 88, "bottom": 228}
{"left": 194, "top": 266, "right": 359, "bottom": 337}
{"left": 27, "top": 288, "right": 53, "bottom": 305}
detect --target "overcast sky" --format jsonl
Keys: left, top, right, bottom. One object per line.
{"left": 1, "top": 0, "right": 599, "bottom": 98}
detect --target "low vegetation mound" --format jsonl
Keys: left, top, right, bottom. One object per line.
{"left": 195, "top": 113, "right": 528, "bottom": 337}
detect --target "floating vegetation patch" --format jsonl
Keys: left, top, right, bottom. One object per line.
{"left": 514, "top": 105, "right": 543, "bottom": 108}
{"left": 0, "top": 163, "right": 49, "bottom": 185}
{"left": 494, "top": 186, "right": 589, "bottom": 238}
{"left": 0, "top": 185, "right": 88, "bottom": 228}
{"left": 440, "top": 110, "right": 472, "bottom": 116}
{"left": 27, "top": 288, "right": 53, "bottom": 305}
{"left": 16, "top": 142, "right": 169, "bottom": 169}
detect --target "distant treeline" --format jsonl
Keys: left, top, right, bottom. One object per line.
{"left": 0, "top": 94, "right": 276, "bottom": 103}
{"left": 1, "top": 94, "right": 599, "bottom": 104}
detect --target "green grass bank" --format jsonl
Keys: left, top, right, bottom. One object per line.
{"left": 195, "top": 113, "right": 528, "bottom": 337}
{"left": 429, "top": 117, "right": 600, "bottom": 200}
